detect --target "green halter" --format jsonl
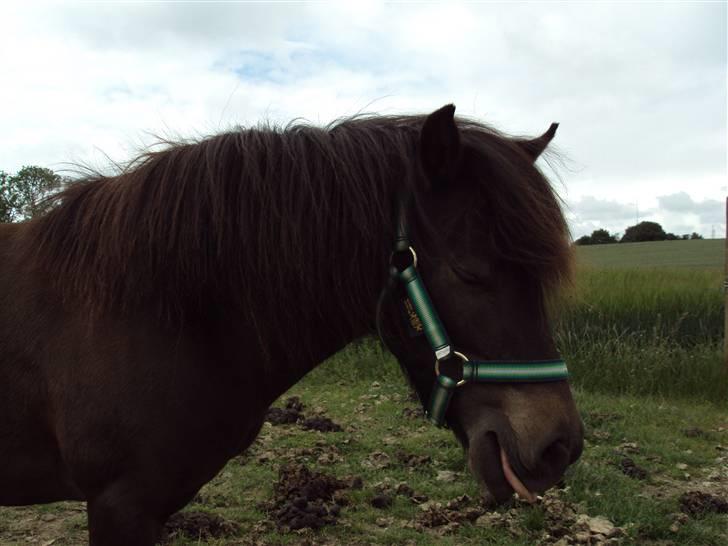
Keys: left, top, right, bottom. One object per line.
{"left": 385, "top": 202, "right": 569, "bottom": 427}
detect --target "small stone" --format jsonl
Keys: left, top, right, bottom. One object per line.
{"left": 587, "top": 516, "right": 616, "bottom": 537}
{"left": 436, "top": 470, "right": 457, "bottom": 482}
{"left": 40, "top": 513, "right": 57, "bottom": 522}
{"left": 361, "top": 451, "right": 391, "bottom": 470}
{"left": 375, "top": 516, "right": 393, "bottom": 527}
{"left": 475, "top": 512, "right": 504, "bottom": 527}
{"left": 676, "top": 463, "right": 688, "bottom": 470}
{"left": 670, "top": 523, "right": 680, "bottom": 533}
{"left": 574, "top": 531, "right": 591, "bottom": 543}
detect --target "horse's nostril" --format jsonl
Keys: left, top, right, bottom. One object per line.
{"left": 539, "top": 438, "right": 571, "bottom": 473}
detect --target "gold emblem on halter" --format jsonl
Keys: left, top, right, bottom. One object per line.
{"left": 403, "top": 298, "right": 423, "bottom": 332}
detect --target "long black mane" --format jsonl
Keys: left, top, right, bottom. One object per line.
{"left": 24, "top": 114, "right": 571, "bottom": 349}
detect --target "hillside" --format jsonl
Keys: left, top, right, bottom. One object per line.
{"left": 575, "top": 238, "right": 724, "bottom": 269}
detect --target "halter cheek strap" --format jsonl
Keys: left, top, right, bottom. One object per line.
{"left": 382, "top": 200, "right": 569, "bottom": 427}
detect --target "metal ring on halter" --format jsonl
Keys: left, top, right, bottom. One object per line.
{"left": 408, "top": 246, "right": 418, "bottom": 268}
{"left": 434, "top": 351, "right": 469, "bottom": 387}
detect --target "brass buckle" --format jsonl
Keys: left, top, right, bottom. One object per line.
{"left": 435, "top": 351, "right": 469, "bottom": 387}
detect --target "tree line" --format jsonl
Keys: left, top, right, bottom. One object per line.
{"left": 576, "top": 222, "right": 704, "bottom": 245}
{"left": 0, "top": 166, "right": 64, "bottom": 223}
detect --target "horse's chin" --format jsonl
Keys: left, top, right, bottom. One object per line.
{"left": 467, "top": 430, "right": 536, "bottom": 505}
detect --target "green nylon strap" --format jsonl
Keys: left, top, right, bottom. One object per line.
{"left": 427, "top": 374, "right": 458, "bottom": 426}
{"left": 463, "top": 359, "right": 569, "bottom": 382}
{"left": 398, "top": 265, "right": 451, "bottom": 359}
{"left": 427, "top": 359, "right": 570, "bottom": 426}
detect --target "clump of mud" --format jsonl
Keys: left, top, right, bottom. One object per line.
{"left": 301, "top": 416, "right": 343, "bottom": 432}
{"left": 266, "top": 462, "right": 357, "bottom": 531}
{"left": 617, "top": 457, "right": 649, "bottom": 480}
{"left": 266, "top": 397, "right": 305, "bottom": 425}
{"left": 371, "top": 477, "right": 428, "bottom": 506}
{"left": 396, "top": 450, "right": 432, "bottom": 468}
{"left": 265, "top": 397, "right": 344, "bottom": 432}
{"left": 679, "top": 491, "right": 728, "bottom": 518}
{"left": 682, "top": 427, "right": 711, "bottom": 439}
{"left": 164, "top": 511, "right": 239, "bottom": 542}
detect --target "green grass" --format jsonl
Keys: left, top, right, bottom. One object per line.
{"left": 558, "top": 267, "right": 723, "bottom": 344}
{"left": 0, "top": 344, "right": 725, "bottom": 545}
{"left": 152, "top": 356, "right": 728, "bottom": 545}
{"left": 556, "top": 242, "right": 727, "bottom": 403}
{"left": 575, "top": 239, "right": 724, "bottom": 269}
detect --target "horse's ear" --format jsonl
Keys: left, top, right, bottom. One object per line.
{"left": 420, "top": 104, "right": 461, "bottom": 186}
{"left": 516, "top": 122, "right": 558, "bottom": 161}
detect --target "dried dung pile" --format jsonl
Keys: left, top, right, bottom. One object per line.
{"left": 266, "top": 462, "right": 359, "bottom": 531}
{"left": 265, "top": 397, "right": 343, "bottom": 432}
{"left": 679, "top": 490, "right": 728, "bottom": 518}
{"left": 164, "top": 511, "right": 239, "bottom": 542}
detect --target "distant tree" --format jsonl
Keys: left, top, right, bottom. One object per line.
{"left": 620, "top": 221, "right": 667, "bottom": 243}
{"left": 665, "top": 233, "right": 679, "bottom": 240}
{"left": 575, "top": 229, "right": 620, "bottom": 246}
{"left": 0, "top": 171, "right": 13, "bottom": 223}
{"left": 0, "top": 166, "right": 62, "bottom": 222}
{"left": 690, "top": 232, "right": 704, "bottom": 240}
{"left": 589, "top": 228, "right": 619, "bottom": 245}
{"left": 681, "top": 234, "right": 690, "bottom": 240}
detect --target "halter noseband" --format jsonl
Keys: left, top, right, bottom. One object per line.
{"left": 377, "top": 198, "right": 569, "bottom": 427}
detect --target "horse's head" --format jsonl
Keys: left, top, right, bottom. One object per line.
{"left": 384, "top": 105, "right": 583, "bottom": 504}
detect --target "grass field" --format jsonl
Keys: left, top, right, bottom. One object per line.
{"left": 1, "top": 239, "right": 726, "bottom": 545}
{"left": 1, "top": 347, "right": 725, "bottom": 545}
{"left": 575, "top": 239, "right": 724, "bottom": 269}
{"left": 564, "top": 239, "right": 726, "bottom": 404}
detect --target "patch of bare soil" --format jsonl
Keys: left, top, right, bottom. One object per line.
{"left": 0, "top": 503, "right": 86, "bottom": 546}
{"left": 678, "top": 491, "right": 728, "bottom": 518}
{"left": 164, "top": 511, "right": 239, "bottom": 542}
{"left": 264, "top": 462, "right": 358, "bottom": 531}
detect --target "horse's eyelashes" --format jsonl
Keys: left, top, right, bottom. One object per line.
{"left": 451, "top": 263, "right": 490, "bottom": 286}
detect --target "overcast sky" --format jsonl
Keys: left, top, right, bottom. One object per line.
{"left": 1, "top": 2, "right": 725, "bottom": 238}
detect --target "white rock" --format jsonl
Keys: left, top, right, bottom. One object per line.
{"left": 588, "top": 516, "right": 616, "bottom": 537}
{"left": 436, "top": 470, "right": 457, "bottom": 482}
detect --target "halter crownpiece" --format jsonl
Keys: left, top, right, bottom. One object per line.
{"left": 381, "top": 198, "right": 569, "bottom": 427}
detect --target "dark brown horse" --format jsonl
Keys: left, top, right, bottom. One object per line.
{"left": 0, "top": 105, "right": 582, "bottom": 545}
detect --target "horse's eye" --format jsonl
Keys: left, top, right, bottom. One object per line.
{"left": 451, "top": 262, "right": 491, "bottom": 286}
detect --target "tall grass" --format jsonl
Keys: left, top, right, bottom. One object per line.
{"left": 553, "top": 267, "right": 726, "bottom": 404}
{"left": 556, "top": 268, "right": 723, "bottom": 345}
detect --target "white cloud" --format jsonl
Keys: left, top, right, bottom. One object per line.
{"left": 0, "top": 2, "right": 724, "bottom": 237}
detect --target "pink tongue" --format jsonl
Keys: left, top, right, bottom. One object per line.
{"left": 500, "top": 448, "right": 536, "bottom": 503}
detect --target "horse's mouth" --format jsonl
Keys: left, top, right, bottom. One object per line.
{"left": 499, "top": 447, "right": 536, "bottom": 503}
{"left": 469, "top": 431, "right": 536, "bottom": 505}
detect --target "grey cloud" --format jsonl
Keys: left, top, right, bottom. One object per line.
{"left": 657, "top": 192, "right": 723, "bottom": 224}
